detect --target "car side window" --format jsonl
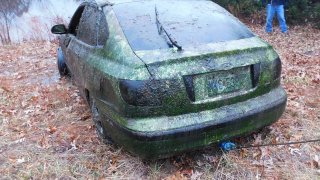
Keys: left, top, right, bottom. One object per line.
{"left": 77, "top": 5, "right": 100, "bottom": 46}
{"left": 68, "top": 5, "right": 85, "bottom": 36}
{"left": 76, "top": 5, "right": 109, "bottom": 47}
{"left": 97, "top": 10, "right": 109, "bottom": 46}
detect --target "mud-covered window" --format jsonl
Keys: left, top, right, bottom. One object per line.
{"left": 75, "top": 5, "right": 109, "bottom": 47}
{"left": 97, "top": 10, "right": 109, "bottom": 46}
{"left": 77, "top": 5, "right": 100, "bottom": 46}
{"left": 68, "top": 5, "right": 85, "bottom": 36}
{"left": 114, "top": 1, "right": 254, "bottom": 51}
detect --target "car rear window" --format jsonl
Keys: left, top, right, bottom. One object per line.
{"left": 113, "top": 0, "right": 254, "bottom": 51}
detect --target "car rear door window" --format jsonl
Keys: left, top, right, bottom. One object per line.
{"left": 97, "top": 10, "right": 109, "bottom": 46}
{"left": 77, "top": 5, "right": 100, "bottom": 46}
{"left": 76, "top": 5, "right": 109, "bottom": 47}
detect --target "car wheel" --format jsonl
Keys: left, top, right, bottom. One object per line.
{"left": 57, "top": 47, "right": 69, "bottom": 76}
{"left": 90, "top": 98, "right": 113, "bottom": 144}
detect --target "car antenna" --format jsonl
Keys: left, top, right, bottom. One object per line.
{"left": 155, "top": 5, "right": 182, "bottom": 51}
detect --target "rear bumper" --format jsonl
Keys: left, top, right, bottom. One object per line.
{"left": 98, "top": 87, "right": 287, "bottom": 159}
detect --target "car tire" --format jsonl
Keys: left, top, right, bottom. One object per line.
{"left": 90, "top": 98, "right": 113, "bottom": 144}
{"left": 57, "top": 47, "right": 69, "bottom": 76}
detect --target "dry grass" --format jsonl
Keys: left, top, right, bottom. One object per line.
{"left": 0, "top": 24, "right": 319, "bottom": 179}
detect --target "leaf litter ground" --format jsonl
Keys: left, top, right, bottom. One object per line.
{"left": 0, "top": 25, "right": 319, "bottom": 179}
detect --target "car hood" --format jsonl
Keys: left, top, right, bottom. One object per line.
{"left": 134, "top": 36, "right": 278, "bottom": 79}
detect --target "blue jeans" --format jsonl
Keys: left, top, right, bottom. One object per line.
{"left": 266, "top": 4, "right": 287, "bottom": 33}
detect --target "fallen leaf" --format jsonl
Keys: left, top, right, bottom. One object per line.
{"left": 17, "top": 158, "right": 26, "bottom": 164}
{"left": 164, "top": 171, "right": 187, "bottom": 180}
{"left": 289, "top": 148, "right": 302, "bottom": 156}
{"left": 180, "top": 168, "right": 193, "bottom": 177}
{"left": 313, "top": 155, "right": 319, "bottom": 169}
{"left": 47, "top": 125, "right": 57, "bottom": 134}
{"left": 190, "top": 170, "right": 203, "bottom": 180}
{"left": 203, "top": 154, "right": 219, "bottom": 164}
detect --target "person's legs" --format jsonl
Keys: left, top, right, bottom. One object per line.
{"left": 266, "top": 4, "right": 276, "bottom": 33}
{"left": 276, "top": 5, "right": 288, "bottom": 33}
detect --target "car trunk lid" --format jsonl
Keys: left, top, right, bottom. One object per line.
{"left": 135, "top": 37, "right": 278, "bottom": 102}
{"left": 135, "top": 37, "right": 276, "bottom": 79}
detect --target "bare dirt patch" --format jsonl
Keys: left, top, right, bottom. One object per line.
{"left": 0, "top": 25, "right": 319, "bottom": 179}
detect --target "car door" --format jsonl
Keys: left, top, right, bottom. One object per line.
{"left": 59, "top": 4, "right": 86, "bottom": 75}
{"left": 71, "top": 5, "right": 99, "bottom": 86}
{"left": 81, "top": 7, "right": 109, "bottom": 98}
{"left": 66, "top": 4, "right": 109, "bottom": 100}
{"left": 64, "top": 4, "right": 104, "bottom": 88}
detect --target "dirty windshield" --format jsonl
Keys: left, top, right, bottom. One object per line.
{"left": 113, "top": 0, "right": 254, "bottom": 51}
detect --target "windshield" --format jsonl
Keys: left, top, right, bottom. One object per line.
{"left": 113, "top": 0, "right": 254, "bottom": 51}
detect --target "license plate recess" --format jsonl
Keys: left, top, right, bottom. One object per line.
{"left": 193, "top": 66, "right": 253, "bottom": 101}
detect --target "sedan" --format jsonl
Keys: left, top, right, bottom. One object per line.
{"left": 51, "top": 0, "right": 287, "bottom": 159}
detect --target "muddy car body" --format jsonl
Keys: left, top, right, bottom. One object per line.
{"left": 51, "top": 0, "right": 287, "bottom": 159}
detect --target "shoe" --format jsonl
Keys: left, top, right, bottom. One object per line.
{"left": 282, "top": 31, "right": 289, "bottom": 37}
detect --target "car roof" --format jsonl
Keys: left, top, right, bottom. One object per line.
{"left": 96, "top": 0, "right": 210, "bottom": 6}
{"left": 96, "top": 0, "right": 140, "bottom": 6}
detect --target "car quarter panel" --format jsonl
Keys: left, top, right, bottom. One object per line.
{"left": 80, "top": 8, "right": 152, "bottom": 114}
{"left": 86, "top": 9, "right": 150, "bottom": 80}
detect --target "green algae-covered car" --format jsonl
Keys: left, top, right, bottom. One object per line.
{"left": 51, "top": 0, "right": 287, "bottom": 159}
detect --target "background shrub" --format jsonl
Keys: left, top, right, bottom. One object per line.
{"left": 213, "top": 0, "right": 320, "bottom": 28}
{"left": 310, "top": 2, "right": 320, "bottom": 28}
{"left": 213, "top": 0, "right": 262, "bottom": 17}
{"left": 287, "top": 0, "right": 310, "bottom": 24}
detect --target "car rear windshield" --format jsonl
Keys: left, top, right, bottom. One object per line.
{"left": 113, "top": 0, "right": 254, "bottom": 51}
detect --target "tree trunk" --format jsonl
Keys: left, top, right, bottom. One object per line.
{"left": 0, "top": 33, "right": 4, "bottom": 44}
{"left": 4, "top": 15, "right": 11, "bottom": 43}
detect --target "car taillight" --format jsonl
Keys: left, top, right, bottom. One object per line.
{"left": 272, "top": 57, "right": 282, "bottom": 80}
{"left": 119, "top": 79, "right": 170, "bottom": 106}
{"left": 251, "top": 63, "right": 261, "bottom": 87}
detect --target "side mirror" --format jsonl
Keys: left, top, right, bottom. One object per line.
{"left": 51, "top": 24, "right": 68, "bottom": 34}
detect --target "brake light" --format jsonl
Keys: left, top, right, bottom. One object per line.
{"left": 272, "top": 57, "right": 282, "bottom": 80}
{"left": 119, "top": 80, "right": 169, "bottom": 106}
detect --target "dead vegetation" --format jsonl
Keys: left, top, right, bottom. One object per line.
{"left": 0, "top": 24, "right": 319, "bottom": 179}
